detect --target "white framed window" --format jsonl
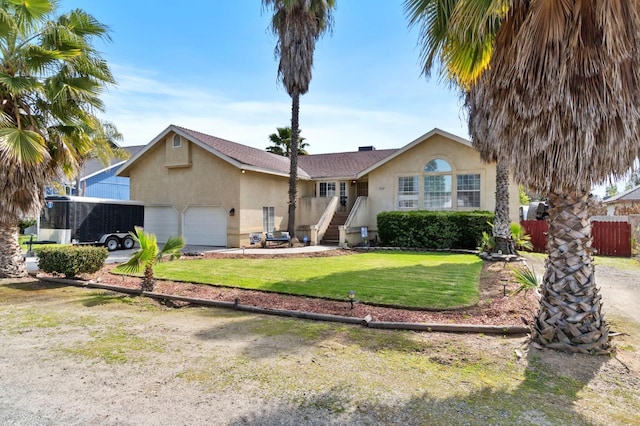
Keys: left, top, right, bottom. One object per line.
{"left": 319, "top": 182, "right": 336, "bottom": 197}
{"left": 424, "top": 159, "right": 452, "bottom": 209}
{"left": 172, "top": 134, "right": 181, "bottom": 148}
{"left": 457, "top": 174, "right": 481, "bottom": 207}
{"left": 262, "top": 206, "right": 274, "bottom": 233}
{"left": 398, "top": 176, "right": 419, "bottom": 208}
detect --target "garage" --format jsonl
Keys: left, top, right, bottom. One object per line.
{"left": 183, "top": 206, "right": 227, "bottom": 246}
{"left": 144, "top": 206, "right": 179, "bottom": 243}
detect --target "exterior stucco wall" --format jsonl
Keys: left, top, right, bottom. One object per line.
{"left": 365, "top": 134, "right": 519, "bottom": 230}
{"left": 236, "top": 171, "right": 290, "bottom": 246}
{"left": 296, "top": 196, "right": 333, "bottom": 226}
{"left": 128, "top": 135, "right": 241, "bottom": 245}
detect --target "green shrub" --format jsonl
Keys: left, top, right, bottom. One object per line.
{"left": 37, "top": 245, "right": 108, "bottom": 278}
{"left": 377, "top": 211, "right": 494, "bottom": 250}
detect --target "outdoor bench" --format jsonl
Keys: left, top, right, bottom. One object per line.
{"left": 265, "top": 232, "right": 291, "bottom": 246}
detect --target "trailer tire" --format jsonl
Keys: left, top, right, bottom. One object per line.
{"left": 122, "top": 236, "right": 135, "bottom": 250}
{"left": 105, "top": 237, "right": 119, "bottom": 251}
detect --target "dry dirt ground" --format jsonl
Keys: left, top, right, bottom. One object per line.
{"left": 0, "top": 251, "right": 638, "bottom": 425}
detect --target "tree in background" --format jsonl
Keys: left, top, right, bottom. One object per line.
{"left": 0, "top": 0, "right": 115, "bottom": 277}
{"left": 519, "top": 185, "right": 530, "bottom": 206}
{"left": 266, "top": 126, "right": 309, "bottom": 157}
{"left": 262, "top": 0, "right": 335, "bottom": 238}
{"left": 605, "top": 184, "right": 619, "bottom": 198}
{"left": 624, "top": 165, "right": 640, "bottom": 191}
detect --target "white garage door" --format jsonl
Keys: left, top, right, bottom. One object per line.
{"left": 144, "top": 206, "right": 179, "bottom": 243}
{"left": 183, "top": 206, "right": 227, "bottom": 246}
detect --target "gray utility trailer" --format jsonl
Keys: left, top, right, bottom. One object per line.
{"left": 39, "top": 196, "right": 144, "bottom": 251}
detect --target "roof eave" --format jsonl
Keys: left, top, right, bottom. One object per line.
{"left": 355, "top": 128, "right": 472, "bottom": 178}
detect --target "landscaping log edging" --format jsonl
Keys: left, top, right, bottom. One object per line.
{"left": 35, "top": 275, "right": 530, "bottom": 335}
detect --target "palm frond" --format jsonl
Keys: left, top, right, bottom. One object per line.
{"left": 0, "top": 127, "right": 49, "bottom": 166}
{"left": 158, "top": 235, "right": 186, "bottom": 261}
{"left": 511, "top": 264, "right": 540, "bottom": 296}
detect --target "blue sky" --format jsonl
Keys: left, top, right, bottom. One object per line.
{"left": 58, "top": 0, "right": 467, "bottom": 154}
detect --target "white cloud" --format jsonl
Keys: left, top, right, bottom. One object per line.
{"left": 99, "top": 65, "right": 469, "bottom": 153}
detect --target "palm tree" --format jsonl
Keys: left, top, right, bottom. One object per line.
{"left": 118, "top": 227, "right": 185, "bottom": 292}
{"left": 266, "top": 126, "right": 309, "bottom": 157}
{"left": 0, "top": 1, "right": 115, "bottom": 278}
{"left": 405, "top": 0, "right": 515, "bottom": 255}
{"left": 410, "top": 0, "right": 640, "bottom": 353}
{"left": 262, "top": 0, "right": 335, "bottom": 238}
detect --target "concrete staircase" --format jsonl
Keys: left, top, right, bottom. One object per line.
{"left": 320, "top": 211, "right": 349, "bottom": 245}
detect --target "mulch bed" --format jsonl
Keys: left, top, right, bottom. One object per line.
{"left": 76, "top": 251, "right": 538, "bottom": 326}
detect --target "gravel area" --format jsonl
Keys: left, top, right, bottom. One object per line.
{"left": 0, "top": 251, "right": 638, "bottom": 425}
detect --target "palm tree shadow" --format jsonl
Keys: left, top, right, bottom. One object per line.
{"left": 2, "top": 280, "right": 67, "bottom": 291}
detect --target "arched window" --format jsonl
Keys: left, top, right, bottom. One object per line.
{"left": 424, "top": 159, "right": 452, "bottom": 209}
{"left": 172, "top": 134, "right": 181, "bottom": 148}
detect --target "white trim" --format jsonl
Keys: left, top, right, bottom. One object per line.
{"left": 356, "top": 128, "right": 474, "bottom": 178}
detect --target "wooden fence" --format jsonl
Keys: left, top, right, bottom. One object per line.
{"left": 521, "top": 220, "right": 632, "bottom": 257}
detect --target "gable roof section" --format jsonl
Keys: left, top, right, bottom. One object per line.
{"left": 355, "top": 128, "right": 474, "bottom": 178}
{"left": 117, "top": 126, "right": 473, "bottom": 181}
{"left": 298, "top": 149, "right": 397, "bottom": 179}
{"left": 80, "top": 145, "right": 145, "bottom": 181}
{"left": 117, "top": 125, "right": 310, "bottom": 179}
{"left": 603, "top": 184, "right": 640, "bottom": 204}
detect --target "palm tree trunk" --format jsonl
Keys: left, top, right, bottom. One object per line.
{"left": 287, "top": 91, "right": 300, "bottom": 238}
{"left": 0, "top": 220, "right": 28, "bottom": 278}
{"left": 531, "top": 191, "right": 610, "bottom": 354}
{"left": 493, "top": 159, "right": 515, "bottom": 254}
{"left": 141, "top": 265, "right": 155, "bottom": 292}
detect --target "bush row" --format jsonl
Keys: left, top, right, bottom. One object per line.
{"left": 37, "top": 245, "right": 108, "bottom": 278}
{"left": 377, "top": 211, "right": 494, "bottom": 250}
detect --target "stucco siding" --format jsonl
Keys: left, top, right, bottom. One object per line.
{"left": 128, "top": 135, "right": 240, "bottom": 245}
{"left": 234, "top": 171, "right": 289, "bottom": 247}
{"left": 365, "top": 134, "right": 519, "bottom": 229}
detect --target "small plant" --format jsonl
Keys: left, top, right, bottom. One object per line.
{"left": 479, "top": 230, "right": 495, "bottom": 252}
{"left": 510, "top": 222, "right": 533, "bottom": 251}
{"left": 118, "top": 227, "right": 185, "bottom": 292}
{"left": 511, "top": 264, "right": 540, "bottom": 296}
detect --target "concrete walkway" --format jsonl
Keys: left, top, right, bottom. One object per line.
{"left": 210, "top": 244, "right": 340, "bottom": 255}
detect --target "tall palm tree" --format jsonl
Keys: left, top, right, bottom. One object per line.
{"left": 266, "top": 126, "right": 309, "bottom": 157}
{"left": 0, "top": 0, "right": 115, "bottom": 277}
{"left": 263, "top": 0, "right": 335, "bottom": 238}
{"left": 410, "top": 0, "right": 640, "bottom": 353}
{"left": 405, "top": 0, "right": 515, "bottom": 255}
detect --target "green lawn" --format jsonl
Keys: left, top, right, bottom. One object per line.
{"left": 118, "top": 251, "right": 483, "bottom": 309}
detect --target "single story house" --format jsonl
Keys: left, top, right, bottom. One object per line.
{"left": 116, "top": 125, "right": 519, "bottom": 247}
{"left": 603, "top": 184, "right": 640, "bottom": 216}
